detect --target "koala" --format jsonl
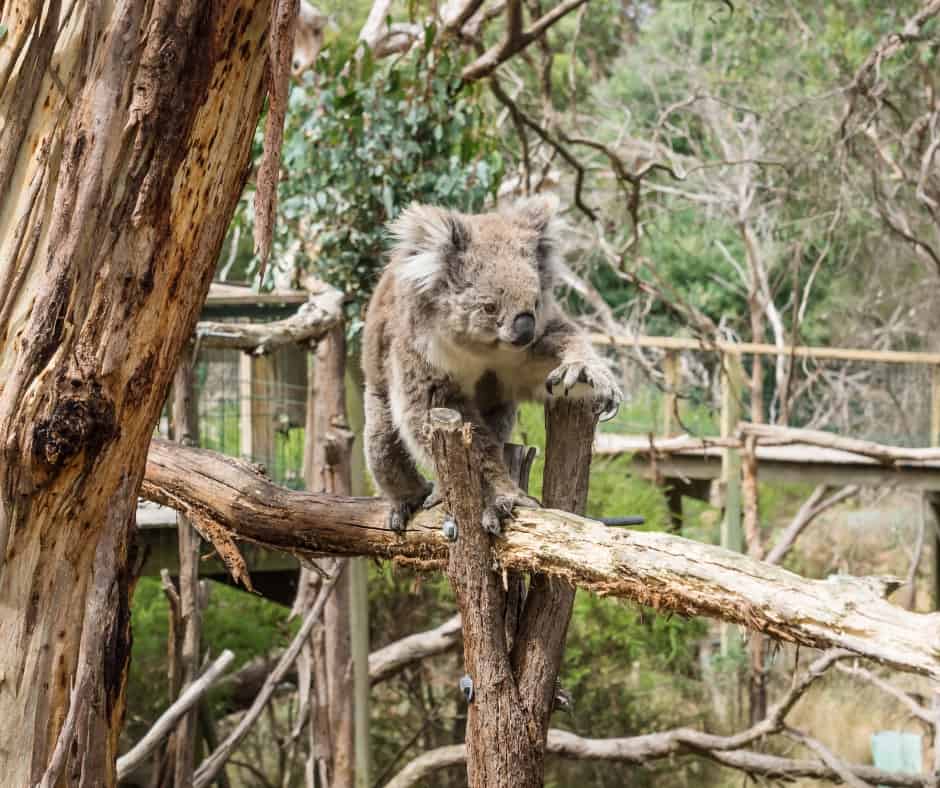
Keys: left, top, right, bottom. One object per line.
{"left": 361, "top": 196, "right": 622, "bottom": 534}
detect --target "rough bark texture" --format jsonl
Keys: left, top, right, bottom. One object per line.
{"left": 171, "top": 345, "right": 203, "bottom": 786}
{"left": 142, "top": 439, "right": 940, "bottom": 679}
{"left": 511, "top": 399, "right": 597, "bottom": 745}
{"left": 0, "top": 1, "right": 270, "bottom": 783}
{"left": 430, "top": 409, "right": 538, "bottom": 788}
{"left": 302, "top": 322, "right": 355, "bottom": 788}
{"left": 428, "top": 400, "right": 597, "bottom": 787}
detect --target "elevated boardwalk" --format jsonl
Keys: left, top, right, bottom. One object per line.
{"left": 595, "top": 433, "right": 940, "bottom": 491}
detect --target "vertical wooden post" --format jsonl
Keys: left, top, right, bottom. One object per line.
{"left": 349, "top": 558, "right": 371, "bottom": 788}
{"left": 171, "top": 344, "right": 203, "bottom": 787}
{"left": 662, "top": 350, "right": 680, "bottom": 436}
{"left": 345, "top": 362, "right": 372, "bottom": 788}
{"left": 251, "top": 354, "right": 279, "bottom": 473}
{"left": 238, "top": 352, "right": 278, "bottom": 471}
{"left": 238, "top": 353, "right": 253, "bottom": 460}
{"left": 301, "top": 324, "right": 355, "bottom": 788}
{"left": 720, "top": 352, "right": 744, "bottom": 659}
{"left": 930, "top": 366, "right": 940, "bottom": 610}
{"left": 502, "top": 445, "right": 537, "bottom": 650}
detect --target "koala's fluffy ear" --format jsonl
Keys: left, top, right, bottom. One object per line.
{"left": 389, "top": 204, "right": 469, "bottom": 294}
{"left": 508, "top": 193, "right": 562, "bottom": 283}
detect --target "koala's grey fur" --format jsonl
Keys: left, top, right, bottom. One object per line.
{"left": 362, "top": 196, "right": 622, "bottom": 534}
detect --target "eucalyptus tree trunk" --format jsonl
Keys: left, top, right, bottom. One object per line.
{"left": 0, "top": 1, "right": 270, "bottom": 783}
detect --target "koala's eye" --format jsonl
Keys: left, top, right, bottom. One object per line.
{"left": 482, "top": 302, "right": 498, "bottom": 315}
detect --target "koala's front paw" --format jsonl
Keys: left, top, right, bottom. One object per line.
{"left": 482, "top": 486, "right": 540, "bottom": 536}
{"left": 545, "top": 359, "right": 623, "bottom": 422}
{"left": 422, "top": 482, "right": 443, "bottom": 510}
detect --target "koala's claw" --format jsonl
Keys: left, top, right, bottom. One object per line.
{"left": 545, "top": 360, "right": 623, "bottom": 422}
{"left": 387, "top": 501, "right": 413, "bottom": 533}
{"left": 422, "top": 483, "right": 443, "bottom": 510}
{"left": 387, "top": 486, "right": 433, "bottom": 533}
{"left": 482, "top": 489, "right": 540, "bottom": 536}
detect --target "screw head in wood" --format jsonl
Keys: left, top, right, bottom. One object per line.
{"left": 442, "top": 516, "right": 458, "bottom": 541}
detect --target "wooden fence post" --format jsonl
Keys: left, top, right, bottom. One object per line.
{"left": 719, "top": 352, "right": 745, "bottom": 660}
{"left": 662, "top": 350, "right": 680, "bottom": 437}
{"left": 170, "top": 344, "right": 203, "bottom": 786}
{"left": 930, "top": 365, "right": 940, "bottom": 610}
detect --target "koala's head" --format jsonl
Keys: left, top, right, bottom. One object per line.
{"left": 389, "top": 196, "right": 561, "bottom": 351}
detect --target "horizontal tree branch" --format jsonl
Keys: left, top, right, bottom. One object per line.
{"left": 117, "top": 650, "right": 235, "bottom": 780}
{"left": 738, "top": 422, "right": 940, "bottom": 465}
{"left": 385, "top": 728, "right": 927, "bottom": 788}
{"left": 369, "top": 614, "right": 462, "bottom": 685}
{"left": 142, "top": 439, "right": 940, "bottom": 679}
{"left": 194, "top": 283, "right": 344, "bottom": 355}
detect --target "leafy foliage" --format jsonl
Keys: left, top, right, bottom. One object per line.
{"left": 237, "top": 34, "right": 503, "bottom": 339}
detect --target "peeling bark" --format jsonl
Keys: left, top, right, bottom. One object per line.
{"left": 0, "top": 0, "right": 271, "bottom": 782}
{"left": 194, "top": 283, "right": 344, "bottom": 355}
{"left": 143, "top": 438, "right": 940, "bottom": 679}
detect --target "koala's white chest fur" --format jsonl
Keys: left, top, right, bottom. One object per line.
{"left": 424, "top": 332, "right": 526, "bottom": 396}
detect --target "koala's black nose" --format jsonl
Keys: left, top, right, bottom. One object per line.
{"left": 511, "top": 312, "right": 535, "bottom": 346}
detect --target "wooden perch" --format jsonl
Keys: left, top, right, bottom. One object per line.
{"left": 194, "top": 283, "right": 344, "bottom": 355}
{"left": 142, "top": 439, "right": 940, "bottom": 679}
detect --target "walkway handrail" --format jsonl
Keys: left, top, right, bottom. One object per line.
{"left": 589, "top": 333, "right": 940, "bottom": 366}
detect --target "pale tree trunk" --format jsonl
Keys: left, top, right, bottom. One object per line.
{"left": 297, "top": 322, "right": 355, "bottom": 787}
{"left": 0, "top": 1, "right": 270, "bottom": 784}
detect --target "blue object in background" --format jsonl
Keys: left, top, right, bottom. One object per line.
{"left": 871, "top": 731, "right": 922, "bottom": 786}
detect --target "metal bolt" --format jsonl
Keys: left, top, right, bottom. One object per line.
{"left": 459, "top": 674, "right": 474, "bottom": 703}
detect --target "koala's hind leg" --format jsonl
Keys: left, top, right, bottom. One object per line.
{"left": 364, "top": 388, "right": 432, "bottom": 533}
{"left": 407, "top": 396, "right": 537, "bottom": 536}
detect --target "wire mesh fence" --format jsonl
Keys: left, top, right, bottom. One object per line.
{"left": 598, "top": 337, "right": 940, "bottom": 448}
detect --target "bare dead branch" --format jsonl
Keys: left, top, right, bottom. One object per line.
{"left": 837, "top": 661, "right": 934, "bottom": 724}
{"left": 196, "top": 283, "right": 344, "bottom": 356}
{"left": 784, "top": 728, "right": 873, "bottom": 788}
{"left": 461, "top": 0, "right": 589, "bottom": 81}
{"left": 218, "top": 613, "right": 462, "bottom": 714}
{"left": 369, "top": 614, "right": 462, "bottom": 685}
{"left": 117, "top": 650, "right": 235, "bottom": 780}
{"left": 738, "top": 422, "right": 940, "bottom": 464}
{"left": 142, "top": 439, "right": 940, "bottom": 679}
{"left": 766, "top": 485, "right": 859, "bottom": 566}
{"left": 385, "top": 651, "right": 925, "bottom": 788}
{"left": 192, "top": 561, "right": 344, "bottom": 788}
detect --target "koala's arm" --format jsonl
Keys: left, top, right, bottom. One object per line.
{"left": 530, "top": 309, "right": 623, "bottom": 418}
